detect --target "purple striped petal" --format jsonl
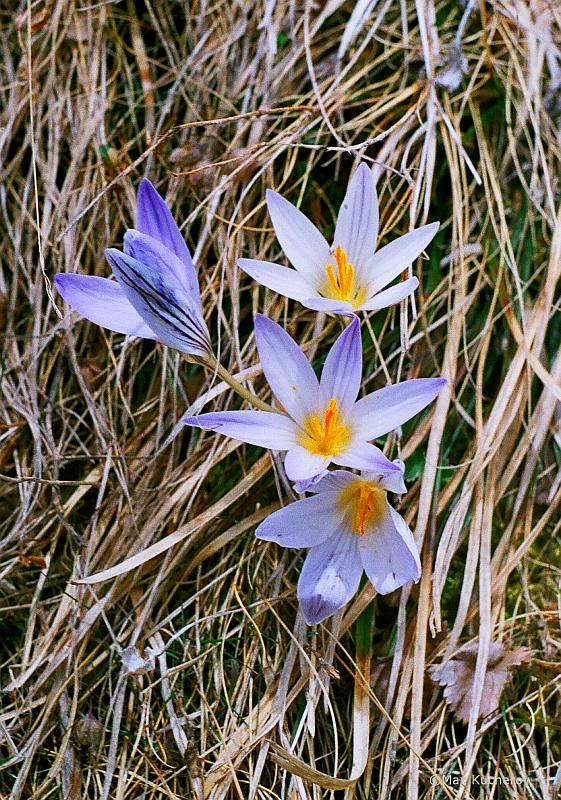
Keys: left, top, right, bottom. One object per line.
{"left": 366, "top": 223, "right": 439, "bottom": 295}
{"left": 334, "top": 163, "right": 379, "bottom": 271}
{"left": 359, "top": 505, "right": 421, "bottom": 594}
{"left": 124, "top": 230, "right": 200, "bottom": 299}
{"left": 105, "top": 248, "right": 211, "bottom": 357}
{"left": 332, "top": 441, "right": 398, "bottom": 473}
{"left": 238, "top": 258, "right": 315, "bottom": 301}
{"left": 298, "top": 528, "right": 363, "bottom": 624}
{"left": 136, "top": 179, "right": 193, "bottom": 268}
{"left": 256, "top": 492, "right": 340, "bottom": 548}
{"left": 358, "top": 277, "right": 419, "bottom": 311}
{"left": 254, "top": 315, "right": 319, "bottom": 422}
{"left": 284, "top": 446, "right": 330, "bottom": 481}
{"left": 319, "top": 316, "right": 362, "bottom": 411}
{"left": 54, "top": 274, "right": 155, "bottom": 338}
{"left": 182, "top": 409, "right": 297, "bottom": 449}
{"left": 266, "top": 189, "right": 331, "bottom": 280}
{"left": 353, "top": 378, "right": 446, "bottom": 440}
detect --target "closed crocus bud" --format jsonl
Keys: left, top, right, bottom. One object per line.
{"left": 55, "top": 179, "right": 212, "bottom": 360}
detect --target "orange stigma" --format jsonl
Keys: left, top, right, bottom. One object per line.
{"left": 339, "top": 480, "right": 386, "bottom": 535}
{"left": 299, "top": 398, "right": 352, "bottom": 457}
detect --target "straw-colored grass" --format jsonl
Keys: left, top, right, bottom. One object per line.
{"left": 1, "top": 1, "right": 561, "bottom": 797}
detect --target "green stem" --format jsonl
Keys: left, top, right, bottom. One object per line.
{"left": 188, "top": 355, "right": 278, "bottom": 414}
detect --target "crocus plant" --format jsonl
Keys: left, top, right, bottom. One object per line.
{"left": 55, "top": 166, "right": 446, "bottom": 624}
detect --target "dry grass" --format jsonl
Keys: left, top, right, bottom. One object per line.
{"left": 1, "top": 0, "right": 561, "bottom": 797}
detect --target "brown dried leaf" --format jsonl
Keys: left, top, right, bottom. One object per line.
{"left": 429, "top": 641, "right": 532, "bottom": 723}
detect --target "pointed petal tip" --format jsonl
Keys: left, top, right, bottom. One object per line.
{"left": 138, "top": 176, "right": 157, "bottom": 196}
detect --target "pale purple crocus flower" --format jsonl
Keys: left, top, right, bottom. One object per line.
{"left": 54, "top": 179, "right": 212, "bottom": 358}
{"left": 183, "top": 314, "right": 446, "bottom": 482}
{"left": 238, "top": 163, "right": 439, "bottom": 315}
{"left": 256, "top": 463, "right": 420, "bottom": 624}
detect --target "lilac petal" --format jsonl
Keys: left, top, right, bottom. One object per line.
{"left": 334, "top": 163, "right": 379, "bottom": 271}
{"left": 136, "top": 179, "right": 193, "bottom": 268}
{"left": 256, "top": 492, "right": 340, "bottom": 547}
{"left": 358, "top": 459, "right": 407, "bottom": 494}
{"left": 359, "top": 504, "right": 421, "bottom": 594}
{"left": 293, "top": 469, "right": 329, "bottom": 494}
{"left": 332, "top": 441, "right": 399, "bottom": 473}
{"left": 238, "top": 258, "right": 315, "bottom": 301}
{"left": 298, "top": 528, "right": 363, "bottom": 624}
{"left": 319, "top": 316, "right": 362, "bottom": 412}
{"left": 366, "top": 222, "right": 439, "bottom": 294}
{"left": 124, "top": 229, "right": 200, "bottom": 300}
{"left": 303, "top": 296, "right": 355, "bottom": 315}
{"left": 54, "top": 274, "right": 155, "bottom": 338}
{"left": 105, "top": 248, "right": 211, "bottom": 357}
{"left": 254, "top": 315, "right": 319, "bottom": 422}
{"left": 308, "top": 469, "right": 356, "bottom": 494}
{"left": 358, "top": 277, "right": 419, "bottom": 311}
{"left": 182, "top": 410, "right": 297, "bottom": 449}
{"left": 353, "top": 378, "right": 447, "bottom": 439}
{"left": 363, "top": 459, "right": 407, "bottom": 494}
{"left": 266, "top": 189, "right": 331, "bottom": 280}
{"left": 284, "top": 446, "right": 330, "bottom": 481}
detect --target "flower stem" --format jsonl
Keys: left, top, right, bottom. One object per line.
{"left": 188, "top": 355, "right": 278, "bottom": 414}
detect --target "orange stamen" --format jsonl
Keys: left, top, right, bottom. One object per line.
{"left": 299, "top": 398, "right": 352, "bottom": 457}
{"left": 323, "top": 246, "right": 366, "bottom": 307}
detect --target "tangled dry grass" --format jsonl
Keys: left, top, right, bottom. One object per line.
{"left": 1, "top": 0, "right": 561, "bottom": 797}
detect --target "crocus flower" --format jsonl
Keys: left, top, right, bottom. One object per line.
{"left": 238, "top": 163, "right": 439, "bottom": 315}
{"left": 183, "top": 314, "right": 445, "bottom": 481}
{"left": 54, "top": 180, "right": 212, "bottom": 358}
{"left": 256, "top": 463, "right": 420, "bottom": 624}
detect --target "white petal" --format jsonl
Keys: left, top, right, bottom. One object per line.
{"left": 254, "top": 315, "right": 319, "bottom": 423}
{"left": 238, "top": 258, "right": 315, "bottom": 301}
{"left": 284, "top": 446, "right": 331, "bottom": 481}
{"left": 332, "top": 441, "right": 398, "bottom": 473}
{"left": 359, "top": 504, "right": 421, "bottom": 594}
{"left": 334, "top": 163, "right": 379, "bottom": 272}
{"left": 366, "top": 223, "right": 439, "bottom": 294}
{"left": 353, "top": 378, "right": 447, "bottom": 439}
{"left": 183, "top": 410, "right": 297, "bottom": 449}
{"left": 319, "top": 316, "right": 362, "bottom": 412}
{"left": 266, "top": 189, "right": 331, "bottom": 280}
{"left": 298, "top": 528, "right": 363, "bottom": 624}
{"left": 358, "top": 277, "right": 419, "bottom": 311}
{"left": 302, "top": 296, "right": 355, "bottom": 315}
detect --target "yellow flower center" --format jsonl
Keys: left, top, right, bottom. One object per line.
{"left": 299, "top": 398, "right": 352, "bottom": 457}
{"left": 323, "top": 245, "right": 366, "bottom": 307}
{"left": 339, "top": 480, "right": 387, "bottom": 536}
